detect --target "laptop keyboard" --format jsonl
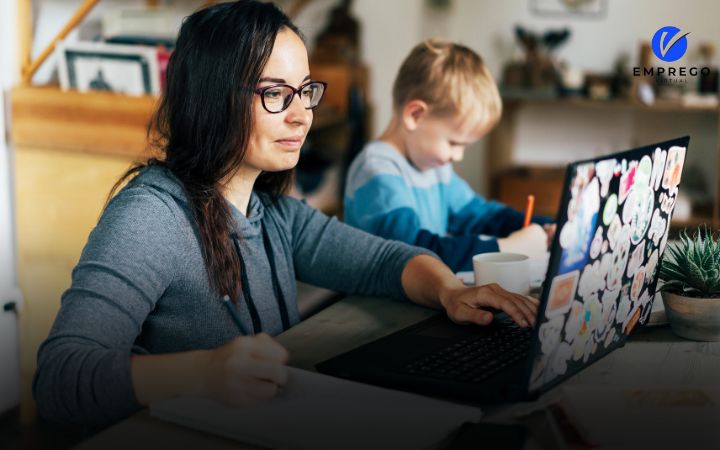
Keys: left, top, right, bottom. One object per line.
{"left": 401, "top": 325, "right": 532, "bottom": 383}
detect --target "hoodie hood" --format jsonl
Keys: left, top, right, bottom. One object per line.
{"left": 130, "top": 164, "right": 264, "bottom": 238}
{"left": 129, "top": 163, "right": 296, "bottom": 333}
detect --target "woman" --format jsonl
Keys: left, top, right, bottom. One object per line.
{"left": 33, "top": 0, "right": 539, "bottom": 427}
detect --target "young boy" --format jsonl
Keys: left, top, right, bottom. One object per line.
{"left": 344, "top": 39, "right": 553, "bottom": 272}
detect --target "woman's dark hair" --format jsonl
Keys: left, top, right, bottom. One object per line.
{"left": 108, "top": 0, "right": 302, "bottom": 301}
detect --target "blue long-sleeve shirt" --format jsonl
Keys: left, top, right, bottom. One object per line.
{"left": 344, "top": 141, "right": 551, "bottom": 272}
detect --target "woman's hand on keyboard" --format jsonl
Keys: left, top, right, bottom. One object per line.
{"left": 401, "top": 254, "right": 539, "bottom": 329}
{"left": 439, "top": 283, "right": 539, "bottom": 328}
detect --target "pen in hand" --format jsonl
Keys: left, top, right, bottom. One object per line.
{"left": 523, "top": 194, "right": 535, "bottom": 228}
{"left": 223, "top": 296, "right": 289, "bottom": 398}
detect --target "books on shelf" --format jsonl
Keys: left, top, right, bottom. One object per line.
{"left": 102, "top": 8, "right": 181, "bottom": 42}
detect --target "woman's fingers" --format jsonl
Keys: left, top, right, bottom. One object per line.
{"left": 448, "top": 302, "right": 493, "bottom": 325}
{"left": 230, "top": 334, "right": 290, "bottom": 384}
{"left": 493, "top": 285, "right": 540, "bottom": 321}
{"left": 483, "top": 284, "right": 534, "bottom": 327}
{"left": 501, "top": 296, "right": 535, "bottom": 327}
{"left": 450, "top": 284, "right": 540, "bottom": 327}
{"left": 523, "top": 294, "right": 541, "bottom": 306}
{"left": 235, "top": 333, "right": 289, "bottom": 363}
{"left": 234, "top": 358, "right": 289, "bottom": 385}
{"left": 508, "top": 292, "right": 539, "bottom": 325}
{"left": 206, "top": 334, "right": 292, "bottom": 407}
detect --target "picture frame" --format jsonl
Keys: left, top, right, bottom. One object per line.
{"left": 531, "top": 0, "right": 607, "bottom": 19}
{"left": 57, "top": 41, "right": 160, "bottom": 96}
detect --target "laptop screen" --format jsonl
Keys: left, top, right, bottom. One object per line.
{"left": 526, "top": 136, "right": 689, "bottom": 393}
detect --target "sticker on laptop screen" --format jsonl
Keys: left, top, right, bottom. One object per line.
{"left": 662, "top": 146, "right": 686, "bottom": 190}
{"left": 559, "top": 176, "right": 599, "bottom": 273}
{"left": 545, "top": 270, "right": 579, "bottom": 318}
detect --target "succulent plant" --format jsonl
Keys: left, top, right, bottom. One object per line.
{"left": 659, "top": 226, "right": 720, "bottom": 298}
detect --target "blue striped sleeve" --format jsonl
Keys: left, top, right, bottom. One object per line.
{"left": 345, "top": 174, "right": 499, "bottom": 272}
{"left": 413, "top": 221, "right": 500, "bottom": 272}
{"left": 447, "top": 173, "right": 553, "bottom": 237}
{"left": 345, "top": 174, "right": 415, "bottom": 238}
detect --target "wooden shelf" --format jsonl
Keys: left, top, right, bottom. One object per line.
{"left": 495, "top": 164, "right": 716, "bottom": 229}
{"left": 670, "top": 216, "right": 715, "bottom": 230}
{"left": 503, "top": 96, "right": 720, "bottom": 113}
{"left": 11, "top": 85, "right": 157, "bottom": 157}
{"left": 488, "top": 93, "right": 720, "bottom": 231}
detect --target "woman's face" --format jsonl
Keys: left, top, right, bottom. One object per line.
{"left": 244, "top": 29, "right": 313, "bottom": 174}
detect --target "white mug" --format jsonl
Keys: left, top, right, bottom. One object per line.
{"left": 472, "top": 252, "right": 530, "bottom": 295}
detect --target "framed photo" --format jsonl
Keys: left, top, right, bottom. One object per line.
{"left": 57, "top": 41, "right": 160, "bottom": 96}
{"left": 531, "top": 0, "right": 607, "bottom": 18}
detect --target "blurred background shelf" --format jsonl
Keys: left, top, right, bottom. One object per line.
{"left": 502, "top": 96, "right": 720, "bottom": 113}
{"left": 487, "top": 95, "right": 720, "bottom": 232}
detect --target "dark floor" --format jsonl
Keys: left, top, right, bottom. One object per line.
{"left": 0, "top": 408, "right": 84, "bottom": 450}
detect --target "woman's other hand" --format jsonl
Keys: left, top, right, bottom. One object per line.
{"left": 203, "top": 333, "right": 289, "bottom": 406}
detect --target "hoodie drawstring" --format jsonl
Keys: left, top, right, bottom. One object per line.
{"left": 231, "top": 236, "right": 263, "bottom": 334}
{"left": 261, "top": 224, "right": 290, "bottom": 331}
{"left": 230, "top": 227, "right": 291, "bottom": 334}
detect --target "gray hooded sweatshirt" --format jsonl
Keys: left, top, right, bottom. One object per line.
{"left": 33, "top": 165, "right": 431, "bottom": 427}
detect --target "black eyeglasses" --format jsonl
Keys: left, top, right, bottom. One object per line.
{"left": 254, "top": 81, "right": 327, "bottom": 114}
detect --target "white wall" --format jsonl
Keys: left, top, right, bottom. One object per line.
{"left": 0, "top": 0, "right": 22, "bottom": 416}
{"left": 353, "top": 0, "right": 424, "bottom": 136}
{"left": 352, "top": 0, "right": 720, "bottom": 194}
{"left": 446, "top": 0, "right": 720, "bottom": 77}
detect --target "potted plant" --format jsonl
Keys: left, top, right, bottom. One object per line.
{"left": 659, "top": 226, "right": 720, "bottom": 341}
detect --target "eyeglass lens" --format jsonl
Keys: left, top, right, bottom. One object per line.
{"left": 262, "top": 82, "right": 325, "bottom": 113}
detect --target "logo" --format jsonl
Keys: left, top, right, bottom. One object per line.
{"left": 634, "top": 26, "right": 708, "bottom": 84}
{"left": 651, "top": 26, "right": 689, "bottom": 62}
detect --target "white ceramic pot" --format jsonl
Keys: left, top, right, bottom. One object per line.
{"left": 661, "top": 291, "right": 720, "bottom": 341}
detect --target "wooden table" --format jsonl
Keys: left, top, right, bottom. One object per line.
{"left": 75, "top": 296, "right": 720, "bottom": 450}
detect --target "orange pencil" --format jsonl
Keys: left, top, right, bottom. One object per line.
{"left": 523, "top": 195, "right": 535, "bottom": 228}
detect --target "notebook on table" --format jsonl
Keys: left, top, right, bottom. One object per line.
{"left": 150, "top": 366, "right": 482, "bottom": 450}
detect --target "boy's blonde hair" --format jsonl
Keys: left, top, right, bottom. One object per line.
{"left": 392, "top": 38, "right": 502, "bottom": 129}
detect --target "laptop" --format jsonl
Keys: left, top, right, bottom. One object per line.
{"left": 317, "top": 136, "right": 690, "bottom": 403}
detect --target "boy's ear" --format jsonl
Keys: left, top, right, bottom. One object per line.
{"left": 401, "top": 100, "right": 429, "bottom": 131}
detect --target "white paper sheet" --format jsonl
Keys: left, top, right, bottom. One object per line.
{"left": 150, "top": 367, "right": 482, "bottom": 450}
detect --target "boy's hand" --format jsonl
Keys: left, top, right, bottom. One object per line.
{"left": 497, "top": 224, "right": 547, "bottom": 259}
{"left": 543, "top": 223, "right": 557, "bottom": 248}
